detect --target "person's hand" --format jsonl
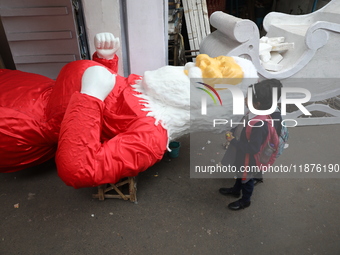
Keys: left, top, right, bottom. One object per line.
{"left": 81, "top": 66, "right": 116, "bottom": 101}
{"left": 225, "top": 131, "right": 235, "bottom": 142}
{"left": 94, "top": 33, "right": 120, "bottom": 60}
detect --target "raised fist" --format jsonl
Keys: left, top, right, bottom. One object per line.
{"left": 94, "top": 33, "right": 120, "bottom": 60}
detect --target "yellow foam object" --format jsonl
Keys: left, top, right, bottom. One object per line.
{"left": 195, "top": 54, "right": 243, "bottom": 86}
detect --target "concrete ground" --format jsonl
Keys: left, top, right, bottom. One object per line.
{"left": 1, "top": 124, "right": 339, "bottom": 255}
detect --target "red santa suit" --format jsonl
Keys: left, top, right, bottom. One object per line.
{"left": 0, "top": 54, "right": 168, "bottom": 188}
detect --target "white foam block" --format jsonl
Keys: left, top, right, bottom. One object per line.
{"left": 260, "top": 51, "right": 271, "bottom": 63}
{"left": 272, "top": 42, "right": 294, "bottom": 51}
{"left": 259, "top": 42, "right": 272, "bottom": 54}
{"left": 260, "top": 36, "right": 268, "bottom": 43}
{"left": 267, "top": 37, "right": 285, "bottom": 45}
{"left": 262, "top": 60, "right": 283, "bottom": 72}
{"left": 270, "top": 52, "right": 283, "bottom": 64}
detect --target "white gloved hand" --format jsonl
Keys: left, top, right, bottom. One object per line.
{"left": 81, "top": 66, "right": 116, "bottom": 101}
{"left": 94, "top": 33, "right": 120, "bottom": 60}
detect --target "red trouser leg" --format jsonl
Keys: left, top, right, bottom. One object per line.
{"left": 56, "top": 92, "right": 167, "bottom": 188}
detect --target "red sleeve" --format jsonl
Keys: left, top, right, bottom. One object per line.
{"left": 92, "top": 52, "right": 119, "bottom": 73}
{"left": 56, "top": 92, "right": 167, "bottom": 188}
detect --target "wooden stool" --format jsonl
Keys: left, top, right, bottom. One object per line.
{"left": 92, "top": 177, "right": 137, "bottom": 203}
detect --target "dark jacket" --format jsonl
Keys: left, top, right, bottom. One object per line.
{"left": 230, "top": 121, "right": 268, "bottom": 179}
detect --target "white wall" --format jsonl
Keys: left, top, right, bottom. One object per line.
{"left": 82, "top": 0, "right": 168, "bottom": 76}
{"left": 125, "top": 1, "right": 168, "bottom": 75}
{"left": 82, "top": 0, "right": 124, "bottom": 75}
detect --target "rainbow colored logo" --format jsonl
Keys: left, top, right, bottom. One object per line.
{"left": 196, "top": 82, "right": 223, "bottom": 106}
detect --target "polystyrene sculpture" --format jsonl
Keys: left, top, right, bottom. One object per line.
{"left": 0, "top": 33, "right": 258, "bottom": 188}
{"left": 200, "top": 0, "right": 340, "bottom": 125}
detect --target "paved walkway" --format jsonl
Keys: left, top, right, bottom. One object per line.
{"left": 1, "top": 124, "right": 339, "bottom": 255}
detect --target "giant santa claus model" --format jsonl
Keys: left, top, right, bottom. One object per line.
{"left": 0, "top": 33, "right": 258, "bottom": 188}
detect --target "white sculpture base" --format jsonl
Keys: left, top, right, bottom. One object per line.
{"left": 200, "top": 0, "right": 340, "bottom": 126}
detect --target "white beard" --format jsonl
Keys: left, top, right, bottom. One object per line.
{"left": 132, "top": 56, "right": 258, "bottom": 142}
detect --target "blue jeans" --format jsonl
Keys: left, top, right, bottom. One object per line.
{"left": 232, "top": 178, "right": 254, "bottom": 202}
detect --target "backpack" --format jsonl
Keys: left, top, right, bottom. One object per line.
{"left": 245, "top": 115, "right": 279, "bottom": 169}
{"left": 276, "top": 124, "right": 289, "bottom": 158}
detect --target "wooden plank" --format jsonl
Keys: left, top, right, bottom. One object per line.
{"left": 111, "top": 185, "right": 129, "bottom": 200}
{"left": 183, "top": 0, "right": 210, "bottom": 56}
{"left": 190, "top": 0, "right": 202, "bottom": 52}
{"left": 197, "top": 0, "right": 211, "bottom": 47}
{"left": 0, "top": 7, "right": 68, "bottom": 17}
{"left": 7, "top": 31, "right": 73, "bottom": 41}
{"left": 201, "top": 0, "right": 211, "bottom": 37}
{"left": 129, "top": 177, "right": 137, "bottom": 202}
{"left": 97, "top": 185, "right": 106, "bottom": 200}
{"left": 14, "top": 54, "right": 76, "bottom": 64}
{"left": 189, "top": 0, "right": 201, "bottom": 55}
{"left": 196, "top": 0, "right": 209, "bottom": 45}
{"left": 183, "top": 0, "right": 196, "bottom": 54}
{"left": 92, "top": 177, "right": 137, "bottom": 202}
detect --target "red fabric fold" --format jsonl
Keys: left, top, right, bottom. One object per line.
{"left": 92, "top": 53, "right": 119, "bottom": 73}
{"left": 0, "top": 70, "right": 55, "bottom": 172}
{"left": 56, "top": 92, "right": 167, "bottom": 188}
{"left": 0, "top": 54, "right": 168, "bottom": 188}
